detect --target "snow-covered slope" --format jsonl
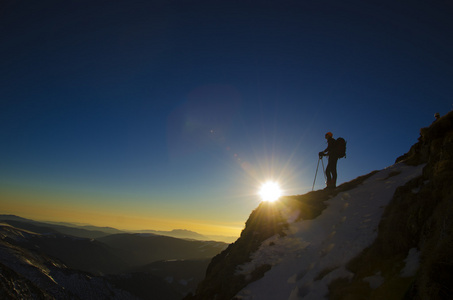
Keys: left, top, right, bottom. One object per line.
{"left": 234, "top": 163, "right": 424, "bottom": 299}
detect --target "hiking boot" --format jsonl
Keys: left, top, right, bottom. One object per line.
{"left": 325, "top": 179, "right": 336, "bottom": 189}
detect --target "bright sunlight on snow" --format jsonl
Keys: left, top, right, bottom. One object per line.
{"left": 259, "top": 181, "right": 282, "bottom": 202}
{"left": 237, "top": 163, "right": 425, "bottom": 300}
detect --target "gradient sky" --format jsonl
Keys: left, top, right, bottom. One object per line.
{"left": 1, "top": 0, "right": 452, "bottom": 237}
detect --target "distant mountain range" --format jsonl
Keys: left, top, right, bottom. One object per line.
{"left": 0, "top": 215, "right": 229, "bottom": 299}
{"left": 0, "top": 214, "right": 237, "bottom": 243}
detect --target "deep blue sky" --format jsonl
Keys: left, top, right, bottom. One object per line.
{"left": 1, "top": 0, "right": 452, "bottom": 235}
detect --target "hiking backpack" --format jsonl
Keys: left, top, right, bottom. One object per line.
{"left": 335, "top": 137, "right": 347, "bottom": 158}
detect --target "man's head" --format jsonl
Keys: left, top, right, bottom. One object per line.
{"left": 325, "top": 132, "right": 333, "bottom": 139}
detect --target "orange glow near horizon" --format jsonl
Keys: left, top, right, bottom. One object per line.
{"left": 1, "top": 188, "right": 243, "bottom": 237}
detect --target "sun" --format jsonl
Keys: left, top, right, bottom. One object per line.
{"left": 259, "top": 181, "right": 282, "bottom": 202}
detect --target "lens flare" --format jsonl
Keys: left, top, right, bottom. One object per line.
{"left": 259, "top": 181, "right": 282, "bottom": 202}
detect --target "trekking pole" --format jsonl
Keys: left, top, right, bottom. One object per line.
{"left": 311, "top": 155, "right": 326, "bottom": 191}
{"left": 312, "top": 157, "right": 321, "bottom": 191}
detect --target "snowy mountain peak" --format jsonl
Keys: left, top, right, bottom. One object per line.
{"left": 188, "top": 110, "right": 453, "bottom": 300}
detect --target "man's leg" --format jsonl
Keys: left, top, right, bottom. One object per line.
{"left": 330, "top": 158, "right": 338, "bottom": 187}
{"left": 325, "top": 162, "right": 333, "bottom": 187}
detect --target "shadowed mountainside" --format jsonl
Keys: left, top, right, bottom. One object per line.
{"left": 0, "top": 221, "right": 228, "bottom": 299}
{"left": 0, "top": 224, "right": 137, "bottom": 299}
{"left": 98, "top": 233, "right": 227, "bottom": 270}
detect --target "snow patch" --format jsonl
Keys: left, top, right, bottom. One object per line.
{"left": 363, "top": 271, "right": 385, "bottom": 289}
{"left": 401, "top": 248, "right": 420, "bottom": 277}
{"left": 236, "top": 234, "right": 309, "bottom": 276}
{"left": 411, "top": 187, "right": 421, "bottom": 193}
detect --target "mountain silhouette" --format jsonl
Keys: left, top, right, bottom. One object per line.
{"left": 0, "top": 221, "right": 227, "bottom": 299}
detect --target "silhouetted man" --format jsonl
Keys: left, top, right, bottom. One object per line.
{"left": 319, "top": 132, "right": 338, "bottom": 189}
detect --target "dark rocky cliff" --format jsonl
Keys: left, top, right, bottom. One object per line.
{"left": 187, "top": 111, "right": 453, "bottom": 300}
{"left": 339, "top": 110, "right": 453, "bottom": 300}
